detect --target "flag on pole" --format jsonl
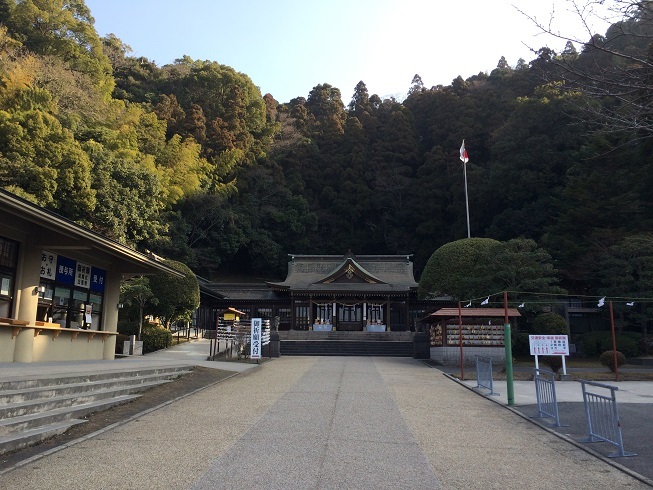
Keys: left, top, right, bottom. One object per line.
{"left": 598, "top": 297, "right": 605, "bottom": 307}
{"left": 459, "top": 140, "right": 469, "bottom": 163}
{"left": 481, "top": 296, "right": 489, "bottom": 305}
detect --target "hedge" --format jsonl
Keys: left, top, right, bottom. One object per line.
{"left": 577, "top": 331, "right": 642, "bottom": 358}
{"left": 141, "top": 323, "right": 172, "bottom": 353}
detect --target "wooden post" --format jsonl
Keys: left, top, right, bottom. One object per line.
{"left": 458, "top": 301, "right": 464, "bottom": 381}
{"left": 609, "top": 301, "right": 619, "bottom": 382}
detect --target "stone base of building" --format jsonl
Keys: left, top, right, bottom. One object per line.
{"left": 429, "top": 346, "right": 505, "bottom": 365}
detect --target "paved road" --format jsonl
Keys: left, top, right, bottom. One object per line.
{"left": 1, "top": 356, "right": 649, "bottom": 489}
{"left": 458, "top": 376, "right": 653, "bottom": 481}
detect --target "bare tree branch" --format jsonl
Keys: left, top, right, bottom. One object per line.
{"left": 518, "top": 1, "right": 653, "bottom": 139}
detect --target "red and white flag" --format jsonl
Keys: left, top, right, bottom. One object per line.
{"left": 459, "top": 140, "right": 469, "bottom": 163}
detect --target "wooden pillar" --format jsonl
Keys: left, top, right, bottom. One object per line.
{"left": 405, "top": 294, "right": 410, "bottom": 332}
{"left": 291, "top": 293, "right": 295, "bottom": 330}
{"left": 386, "top": 296, "right": 391, "bottom": 331}
{"left": 309, "top": 297, "right": 313, "bottom": 330}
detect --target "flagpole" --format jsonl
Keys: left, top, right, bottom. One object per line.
{"left": 459, "top": 140, "right": 471, "bottom": 239}
{"left": 463, "top": 161, "right": 471, "bottom": 238}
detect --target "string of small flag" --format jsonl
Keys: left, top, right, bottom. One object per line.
{"left": 462, "top": 291, "right": 645, "bottom": 309}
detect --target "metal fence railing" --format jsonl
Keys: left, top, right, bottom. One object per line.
{"left": 532, "top": 369, "right": 567, "bottom": 428}
{"left": 578, "top": 380, "right": 636, "bottom": 458}
{"left": 475, "top": 356, "right": 499, "bottom": 396}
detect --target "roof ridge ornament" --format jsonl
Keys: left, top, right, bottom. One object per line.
{"left": 345, "top": 264, "right": 355, "bottom": 279}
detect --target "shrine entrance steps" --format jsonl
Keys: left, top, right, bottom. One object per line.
{"left": 0, "top": 366, "right": 192, "bottom": 456}
{"left": 278, "top": 331, "right": 414, "bottom": 357}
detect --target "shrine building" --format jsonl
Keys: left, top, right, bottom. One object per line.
{"left": 198, "top": 252, "right": 436, "bottom": 333}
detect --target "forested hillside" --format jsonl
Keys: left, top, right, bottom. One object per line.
{"left": 1, "top": 0, "right": 652, "bottom": 297}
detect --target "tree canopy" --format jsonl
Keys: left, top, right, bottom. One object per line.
{"left": 1, "top": 0, "right": 652, "bottom": 314}
{"left": 418, "top": 238, "right": 564, "bottom": 301}
{"left": 147, "top": 260, "right": 200, "bottom": 327}
{"left": 418, "top": 238, "right": 501, "bottom": 300}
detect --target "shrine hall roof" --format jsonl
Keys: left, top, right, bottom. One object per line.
{"left": 267, "top": 253, "right": 418, "bottom": 295}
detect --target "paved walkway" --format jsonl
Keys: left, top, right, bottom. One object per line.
{"left": 1, "top": 351, "right": 651, "bottom": 489}
{"left": 0, "top": 339, "right": 255, "bottom": 383}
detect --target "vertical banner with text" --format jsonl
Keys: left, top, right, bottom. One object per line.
{"left": 251, "top": 318, "right": 262, "bottom": 359}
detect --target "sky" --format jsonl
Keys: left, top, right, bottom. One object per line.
{"left": 84, "top": 0, "right": 612, "bottom": 103}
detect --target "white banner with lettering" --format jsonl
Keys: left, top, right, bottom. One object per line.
{"left": 250, "top": 318, "right": 262, "bottom": 359}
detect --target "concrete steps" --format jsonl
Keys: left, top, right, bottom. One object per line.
{"left": 278, "top": 331, "right": 414, "bottom": 341}
{"left": 280, "top": 340, "right": 414, "bottom": 357}
{"left": 0, "top": 366, "right": 192, "bottom": 455}
{"left": 278, "top": 330, "right": 415, "bottom": 356}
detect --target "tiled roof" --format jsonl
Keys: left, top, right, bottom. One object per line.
{"left": 202, "top": 283, "right": 279, "bottom": 300}
{"left": 422, "top": 307, "right": 521, "bottom": 322}
{"left": 267, "top": 254, "right": 418, "bottom": 294}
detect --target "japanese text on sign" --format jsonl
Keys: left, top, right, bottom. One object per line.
{"left": 90, "top": 267, "right": 106, "bottom": 292}
{"left": 250, "top": 318, "right": 262, "bottom": 359}
{"left": 55, "top": 255, "right": 76, "bottom": 285}
{"left": 75, "top": 262, "right": 91, "bottom": 288}
{"left": 40, "top": 251, "right": 57, "bottom": 280}
{"left": 529, "top": 335, "right": 569, "bottom": 356}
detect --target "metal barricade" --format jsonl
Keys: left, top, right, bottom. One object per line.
{"left": 475, "top": 356, "right": 499, "bottom": 396}
{"left": 532, "top": 368, "right": 567, "bottom": 428}
{"left": 578, "top": 380, "right": 636, "bottom": 458}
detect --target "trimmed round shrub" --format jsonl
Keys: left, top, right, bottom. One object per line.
{"left": 599, "top": 350, "right": 627, "bottom": 372}
{"left": 532, "top": 313, "right": 568, "bottom": 335}
{"left": 542, "top": 356, "right": 563, "bottom": 373}
{"left": 418, "top": 237, "right": 500, "bottom": 299}
{"left": 141, "top": 323, "right": 172, "bottom": 353}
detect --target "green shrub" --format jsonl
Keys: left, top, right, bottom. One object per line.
{"left": 542, "top": 356, "right": 563, "bottom": 373}
{"left": 115, "top": 333, "right": 130, "bottom": 354}
{"left": 532, "top": 313, "right": 568, "bottom": 335}
{"left": 117, "top": 320, "right": 139, "bottom": 336}
{"left": 512, "top": 332, "right": 531, "bottom": 357}
{"left": 599, "top": 350, "right": 627, "bottom": 372}
{"left": 578, "top": 331, "right": 641, "bottom": 358}
{"left": 141, "top": 323, "right": 172, "bottom": 353}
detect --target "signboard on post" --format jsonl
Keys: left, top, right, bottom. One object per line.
{"left": 250, "top": 318, "right": 262, "bottom": 360}
{"left": 529, "top": 335, "right": 569, "bottom": 356}
{"left": 529, "top": 334, "right": 570, "bottom": 375}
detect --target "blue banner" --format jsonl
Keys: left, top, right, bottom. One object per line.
{"left": 90, "top": 267, "right": 106, "bottom": 292}
{"left": 55, "top": 256, "right": 76, "bottom": 285}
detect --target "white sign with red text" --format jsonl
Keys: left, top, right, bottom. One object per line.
{"left": 529, "top": 334, "right": 569, "bottom": 375}
{"left": 529, "top": 335, "right": 569, "bottom": 356}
